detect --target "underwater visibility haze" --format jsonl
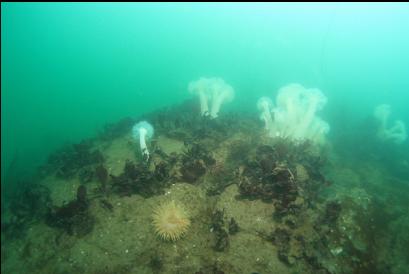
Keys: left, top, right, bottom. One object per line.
{"left": 2, "top": 2, "right": 409, "bottom": 274}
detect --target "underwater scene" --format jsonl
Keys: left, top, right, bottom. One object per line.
{"left": 2, "top": 3, "right": 409, "bottom": 274}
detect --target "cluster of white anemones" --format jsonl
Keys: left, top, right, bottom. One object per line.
{"left": 373, "top": 104, "right": 407, "bottom": 144}
{"left": 257, "top": 83, "right": 330, "bottom": 144}
{"left": 188, "top": 77, "right": 235, "bottom": 119}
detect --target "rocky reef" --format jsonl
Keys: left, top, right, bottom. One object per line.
{"left": 2, "top": 99, "right": 408, "bottom": 274}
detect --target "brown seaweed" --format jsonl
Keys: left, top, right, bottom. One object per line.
{"left": 2, "top": 183, "right": 52, "bottom": 239}
{"left": 43, "top": 140, "right": 104, "bottom": 179}
{"left": 46, "top": 185, "right": 94, "bottom": 237}
{"left": 110, "top": 159, "right": 171, "bottom": 198}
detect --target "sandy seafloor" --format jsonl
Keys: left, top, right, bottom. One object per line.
{"left": 1, "top": 109, "right": 409, "bottom": 274}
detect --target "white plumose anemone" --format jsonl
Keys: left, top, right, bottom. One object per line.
{"left": 209, "top": 78, "right": 235, "bottom": 119}
{"left": 132, "top": 121, "right": 154, "bottom": 160}
{"left": 374, "top": 104, "right": 407, "bottom": 144}
{"left": 259, "top": 83, "right": 330, "bottom": 144}
{"left": 257, "top": 97, "right": 274, "bottom": 131}
{"left": 188, "top": 77, "right": 235, "bottom": 119}
{"left": 188, "top": 77, "right": 212, "bottom": 116}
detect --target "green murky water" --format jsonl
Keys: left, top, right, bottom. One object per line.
{"left": 2, "top": 3, "right": 409, "bottom": 274}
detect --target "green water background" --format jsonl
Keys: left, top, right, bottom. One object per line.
{"left": 2, "top": 3, "right": 409, "bottom": 195}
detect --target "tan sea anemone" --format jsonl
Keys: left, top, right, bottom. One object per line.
{"left": 152, "top": 200, "right": 190, "bottom": 241}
